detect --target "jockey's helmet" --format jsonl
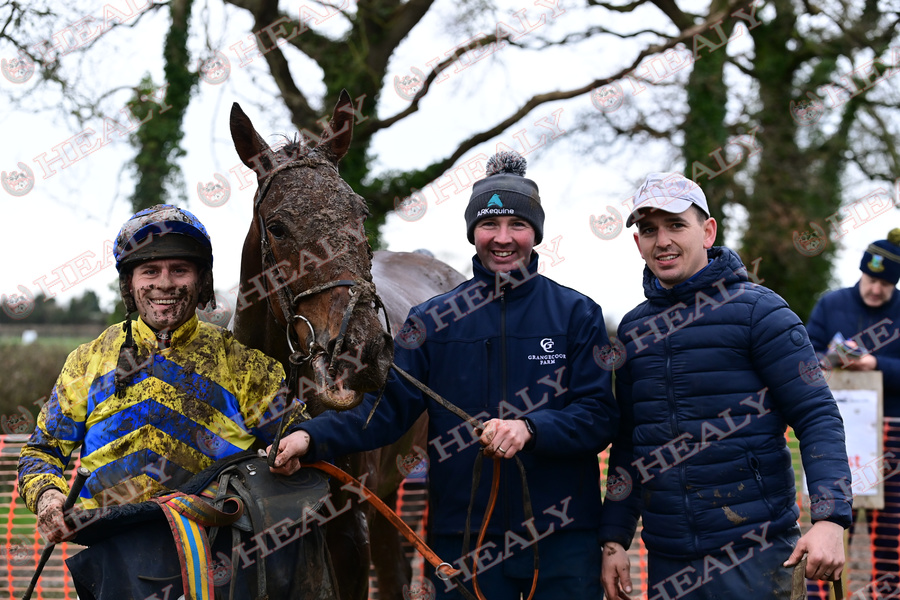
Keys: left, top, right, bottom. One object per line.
{"left": 114, "top": 205, "right": 215, "bottom": 313}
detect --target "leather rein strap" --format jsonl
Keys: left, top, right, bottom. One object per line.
{"left": 390, "top": 363, "right": 540, "bottom": 600}
{"left": 304, "top": 460, "right": 458, "bottom": 580}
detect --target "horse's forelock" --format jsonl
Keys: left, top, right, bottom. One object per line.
{"left": 273, "top": 134, "right": 309, "bottom": 164}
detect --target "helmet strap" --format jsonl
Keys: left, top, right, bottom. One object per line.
{"left": 114, "top": 315, "right": 139, "bottom": 398}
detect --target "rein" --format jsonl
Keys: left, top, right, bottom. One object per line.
{"left": 302, "top": 456, "right": 537, "bottom": 600}
{"left": 389, "top": 363, "right": 540, "bottom": 600}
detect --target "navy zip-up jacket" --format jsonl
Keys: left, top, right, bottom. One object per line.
{"left": 807, "top": 282, "right": 900, "bottom": 417}
{"left": 298, "top": 254, "right": 617, "bottom": 536}
{"left": 599, "top": 247, "right": 852, "bottom": 560}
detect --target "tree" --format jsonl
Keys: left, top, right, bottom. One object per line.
{"left": 0, "top": 0, "right": 736, "bottom": 230}
{"left": 2, "top": 0, "right": 898, "bottom": 317}
{"left": 580, "top": 0, "right": 900, "bottom": 319}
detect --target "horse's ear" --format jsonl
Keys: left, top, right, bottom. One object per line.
{"left": 316, "top": 90, "right": 354, "bottom": 164}
{"left": 230, "top": 102, "right": 276, "bottom": 179}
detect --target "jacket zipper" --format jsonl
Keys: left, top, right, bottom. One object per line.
{"left": 666, "top": 334, "right": 700, "bottom": 556}
{"left": 500, "top": 287, "right": 508, "bottom": 407}
{"left": 500, "top": 286, "right": 510, "bottom": 531}
{"left": 748, "top": 454, "right": 777, "bottom": 517}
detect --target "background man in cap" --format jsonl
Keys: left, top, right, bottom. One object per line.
{"left": 600, "top": 173, "right": 852, "bottom": 599}
{"left": 270, "top": 151, "right": 619, "bottom": 599}
{"left": 806, "top": 229, "right": 900, "bottom": 594}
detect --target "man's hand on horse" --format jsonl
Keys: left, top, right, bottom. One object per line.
{"left": 267, "top": 430, "right": 311, "bottom": 476}
{"left": 479, "top": 418, "right": 531, "bottom": 459}
{"left": 36, "top": 488, "right": 73, "bottom": 544}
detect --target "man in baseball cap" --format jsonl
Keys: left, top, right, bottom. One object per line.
{"left": 601, "top": 173, "right": 851, "bottom": 599}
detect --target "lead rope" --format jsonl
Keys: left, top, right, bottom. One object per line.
{"left": 390, "top": 363, "right": 540, "bottom": 600}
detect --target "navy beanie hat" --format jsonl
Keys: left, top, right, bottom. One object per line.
{"left": 860, "top": 228, "right": 900, "bottom": 285}
{"left": 465, "top": 151, "right": 545, "bottom": 244}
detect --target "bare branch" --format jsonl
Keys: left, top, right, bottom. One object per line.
{"left": 377, "top": 0, "right": 745, "bottom": 162}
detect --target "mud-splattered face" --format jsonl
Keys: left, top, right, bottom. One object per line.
{"left": 130, "top": 258, "right": 200, "bottom": 332}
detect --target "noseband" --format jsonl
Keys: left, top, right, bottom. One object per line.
{"left": 252, "top": 157, "right": 390, "bottom": 384}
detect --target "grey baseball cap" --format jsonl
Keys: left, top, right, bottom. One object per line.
{"left": 626, "top": 173, "right": 710, "bottom": 227}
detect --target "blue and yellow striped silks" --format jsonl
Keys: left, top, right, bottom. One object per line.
{"left": 18, "top": 315, "right": 307, "bottom": 513}
{"left": 155, "top": 490, "right": 244, "bottom": 600}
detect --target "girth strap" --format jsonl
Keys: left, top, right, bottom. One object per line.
{"left": 153, "top": 492, "right": 244, "bottom": 600}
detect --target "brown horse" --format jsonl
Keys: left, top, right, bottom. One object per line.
{"left": 229, "top": 91, "right": 465, "bottom": 600}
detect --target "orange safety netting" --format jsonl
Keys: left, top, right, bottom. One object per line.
{"left": 3, "top": 424, "right": 900, "bottom": 600}
{"left": 0, "top": 434, "right": 82, "bottom": 600}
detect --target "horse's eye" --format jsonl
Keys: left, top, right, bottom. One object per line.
{"left": 267, "top": 222, "right": 287, "bottom": 240}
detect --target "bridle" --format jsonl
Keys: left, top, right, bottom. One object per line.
{"left": 252, "top": 156, "right": 390, "bottom": 387}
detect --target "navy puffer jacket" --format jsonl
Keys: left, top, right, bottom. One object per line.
{"left": 599, "top": 247, "right": 852, "bottom": 559}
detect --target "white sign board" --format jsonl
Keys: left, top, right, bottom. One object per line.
{"left": 804, "top": 370, "right": 884, "bottom": 510}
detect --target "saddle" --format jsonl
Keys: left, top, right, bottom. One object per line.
{"left": 68, "top": 450, "right": 336, "bottom": 600}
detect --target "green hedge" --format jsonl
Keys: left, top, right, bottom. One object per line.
{"left": 0, "top": 338, "right": 87, "bottom": 428}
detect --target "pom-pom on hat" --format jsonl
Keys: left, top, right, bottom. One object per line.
{"left": 465, "top": 151, "right": 544, "bottom": 244}
{"left": 860, "top": 228, "right": 900, "bottom": 285}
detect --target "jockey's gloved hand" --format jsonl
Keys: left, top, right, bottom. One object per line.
{"left": 36, "top": 488, "right": 72, "bottom": 544}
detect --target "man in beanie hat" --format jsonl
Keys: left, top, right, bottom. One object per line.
{"left": 18, "top": 205, "right": 330, "bottom": 599}
{"left": 806, "top": 228, "right": 900, "bottom": 597}
{"left": 600, "top": 173, "right": 852, "bottom": 599}
{"left": 272, "top": 151, "right": 618, "bottom": 598}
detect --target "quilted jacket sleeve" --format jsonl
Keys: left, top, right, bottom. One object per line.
{"left": 750, "top": 291, "right": 853, "bottom": 527}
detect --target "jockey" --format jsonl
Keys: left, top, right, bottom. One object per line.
{"left": 17, "top": 206, "right": 315, "bottom": 593}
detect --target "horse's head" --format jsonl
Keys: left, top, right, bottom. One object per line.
{"left": 230, "top": 92, "right": 393, "bottom": 415}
